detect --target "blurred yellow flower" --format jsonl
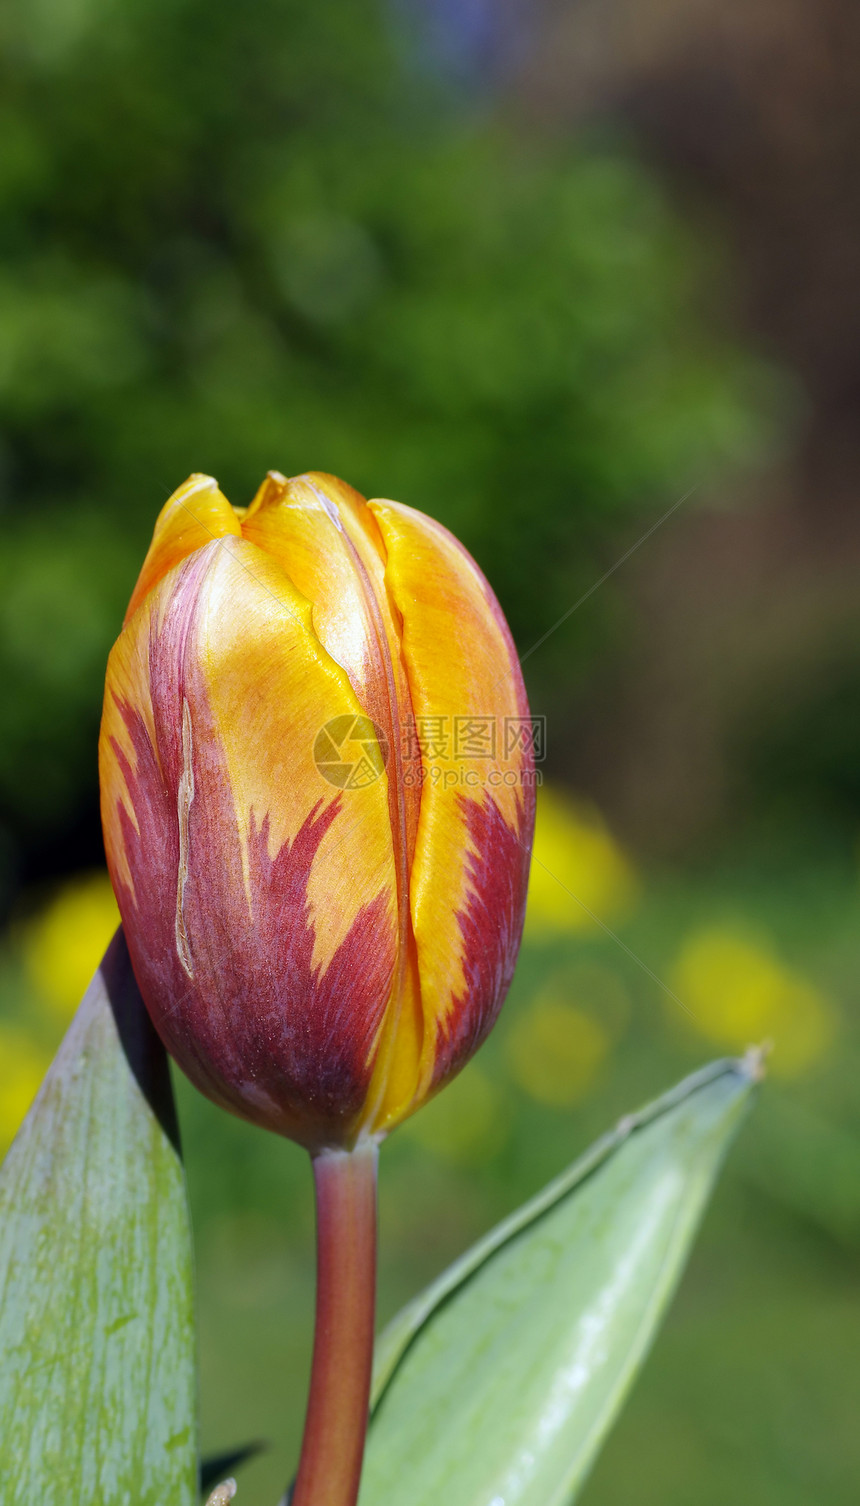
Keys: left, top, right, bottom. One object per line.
{"left": 0, "top": 1024, "right": 50, "bottom": 1153}
{"left": 404, "top": 1065, "right": 506, "bottom": 1166}
{"left": 506, "top": 991, "right": 611, "bottom": 1107}
{"left": 671, "top": 925, "right": 837, "bottom": 1077}
{"left": 525, "top": 786, "right": 637, "bottom": 940}
{"left": 22, "top": 871, "right": 119, "bottom": 1021}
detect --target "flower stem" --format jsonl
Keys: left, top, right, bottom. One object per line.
{"left": 292, "top": 1141, "right": 379, "bottom": 1506}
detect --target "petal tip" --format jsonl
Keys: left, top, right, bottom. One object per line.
{"left": 246, "top": 470, "right": 290, "bottom": 518}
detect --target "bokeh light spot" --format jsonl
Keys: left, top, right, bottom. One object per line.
{"left": 506, "top": 994, "right": 611, "bottom": 1107}
{"left": 22, "top": 870, "right": 119, "bottom": 1020}
{"left": 670, "top": 925, "right": 837, "bottom": 1076}
{"left": 404, "top": 1065, "right": 506, "bottom": 1166}
{"left": 525, "top": 786, "right": 637, "bottom": 940}
{"left": 0, "top": 1024, "right": 50, "bottom": 1154}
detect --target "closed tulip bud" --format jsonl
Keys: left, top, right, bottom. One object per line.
{"left": 99, "top": 471, "right": 535, "bottom": 1153}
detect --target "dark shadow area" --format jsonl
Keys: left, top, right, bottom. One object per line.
{"left": 101, "top": 927, "right": 183, "bottom": 1159}
{"left": 200, "top": 1442, "right": 267, "bottom": 1493}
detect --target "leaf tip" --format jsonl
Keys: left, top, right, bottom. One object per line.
{"left": 205, "top": 1480, "right": 238, "bottom": 1506}
{"left": 740, "top": 1040, "right": 771, "bottom": 1083}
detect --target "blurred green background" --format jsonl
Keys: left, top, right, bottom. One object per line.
{"left": 3, "top": 0, "right": 860, "bottom": 1501}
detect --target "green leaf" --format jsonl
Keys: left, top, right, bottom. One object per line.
{"left": 362, "top": 1053, "right": 761, "bottom": 1506}
{"left": 0, "top": 929, "right": 197, "bottom": 1505}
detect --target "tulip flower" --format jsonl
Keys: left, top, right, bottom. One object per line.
{"left": 99, "top": 470, "right": 535, "bottom": 1506}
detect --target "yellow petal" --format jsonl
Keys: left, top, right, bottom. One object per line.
{"left": 124, "top": 474, "right": 242, "bottom": 625}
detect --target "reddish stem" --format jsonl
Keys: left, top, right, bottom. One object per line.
{"left": 292, "top": 1141, "right": 379, "bottom": 1506}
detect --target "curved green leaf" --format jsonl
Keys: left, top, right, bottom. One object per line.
{"left": 0, "top": 929, "right": 196, "bottom": 1505}
{"left": 362, "top": 1053, "right": 761, "bottom": 1506}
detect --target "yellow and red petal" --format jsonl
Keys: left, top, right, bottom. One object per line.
{"left": 241, "top": 471, "right": 422, "bottom": 864}
{"left": 365, "top": 499, "right": 535, "bottom": 1131}
{"left": 100, "top": 534, "right": 399, "bottom": 1149}
{"left": 123, "top": 474, "right": 243, "bottom": 626}
{"left": 241, "top": 472, "right": 426, "bottom": 1136}
{"left": 103, "top": 468, "right": 534, "bottom": 1150}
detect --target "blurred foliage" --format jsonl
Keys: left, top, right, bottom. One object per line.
{"left": 0, "top": 0, "right": 776, "bottom": 892}
{"left": 741, "top": 652, "right": 860, "bottom": 838}
{"left": 2, "top": 784, "right": 859, "bottom": 1504}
